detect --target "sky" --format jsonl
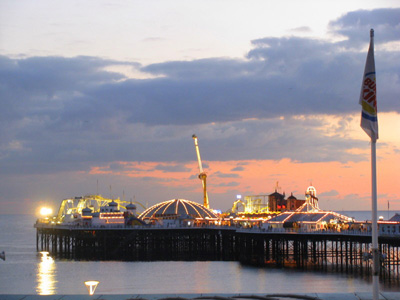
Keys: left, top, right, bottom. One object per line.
{"left": 0, "top": 0, "right": 399, "bottom": 215}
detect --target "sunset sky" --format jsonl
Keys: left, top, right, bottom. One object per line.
{"left": 0, "top": 1, "right": 399, "bottom": 215}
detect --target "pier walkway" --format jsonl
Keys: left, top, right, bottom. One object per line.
{"left": 1, "top": 293, "right": 400, "bottom": 300}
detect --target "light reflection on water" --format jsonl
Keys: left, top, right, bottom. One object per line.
{"left": 36, "top": 252, "right": 57, "bottom": 295}
{"left": 24, "top": 258, "right": 399, "bottom": 295}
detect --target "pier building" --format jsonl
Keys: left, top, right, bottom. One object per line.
{"left": 50, "top": 194, "right": 147, "bottom": 225}
{"left": 263, "top": 185, "right": 354, "bottom": 231}
{"left": 377, "top": 213, "right": 400, "bottom": 235}
{"left": 232, "top": 185, "right": 309, "bottom": 219}
{"left": 139, "top": 199, "right": 217, "bottom": 220}
{"left": 138, "top": 198, "right": 218, "bottom": 226}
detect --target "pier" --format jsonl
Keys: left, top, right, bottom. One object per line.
{"left": 35, "top": 223, "right": 400, "bottom": 281}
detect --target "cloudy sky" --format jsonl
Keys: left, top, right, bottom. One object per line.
{"left": 1, "top": 0, "right": 399, "bottom": 215}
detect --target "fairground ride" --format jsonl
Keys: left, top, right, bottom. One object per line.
{"left": 55, "top": 194, "right": 146, "bottom": 222}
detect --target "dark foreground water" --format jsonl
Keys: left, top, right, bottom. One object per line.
{"left": 0, "top": 213, "right": 399, "bottom": 295}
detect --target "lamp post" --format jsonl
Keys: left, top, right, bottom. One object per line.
{"left": 84, "top": 280, "right": 99, "bottom": 296}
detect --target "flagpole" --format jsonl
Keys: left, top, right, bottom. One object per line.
{"left": 371, "top": 139, "right": 379, "bottom": 300}
{"left": 359, "top": 28, "right": 379, "bottom": 300}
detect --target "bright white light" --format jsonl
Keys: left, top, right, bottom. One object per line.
{"left": 40, "top": 207, "right": 53, "bottom": 217}
{"left": 236, "top": 195, "right": 242, "bottom": 199}
{"left": 84, "top": 281, "right": 99, "bottom": 295}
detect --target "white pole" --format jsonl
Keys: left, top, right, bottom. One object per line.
{"left": 371, "top": 140, "right": 379, "bottom": 300}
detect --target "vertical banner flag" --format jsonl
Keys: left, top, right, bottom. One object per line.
{"left": 359, "top": 29, "right": 378, "bottom": 141}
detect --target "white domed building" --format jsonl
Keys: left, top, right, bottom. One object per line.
{"left": 139, "top": 199, "right": 217, "bottom": 226}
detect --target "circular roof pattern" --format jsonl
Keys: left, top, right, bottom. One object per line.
{"left": 139, "top": 199, "right": 217, "bottom": 220}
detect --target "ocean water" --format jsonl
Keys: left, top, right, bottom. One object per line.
{"left": 0, "top": 213, "right": 399, "bottom": 295}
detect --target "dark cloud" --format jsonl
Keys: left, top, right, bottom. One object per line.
{"left": 328, "top": 8, "right": 400, "bottom": 48}
{"left": 289, "top": 26, "right": 312, "bottom": 33}
{"left": 231, "top": 166, "right": 245, "bottom": 172}
{"left": 201, "top": 162, "right": 210, "bottom": 169}
{"left": 154, "top": 163, "right": 191, "bottom": 173}
{"left": 319, "top": 190, "right": 340, "bottom": 197}
{"left": 108, "top": 162, "right": 126, "bottom": 171}
{"left": 216, "top": 181, "right": 240, "bottom": 187}
{"left": 140, "top": 176, "right": 176, "bottom": 182}
{"left": 213, "top": 171, "right": 240, "bottom": 178}
{"left": 141, "top": 58, "right": 258, "bottom": 79}
{"left": 0, "top": 8, "right": 399, "bottom": 177}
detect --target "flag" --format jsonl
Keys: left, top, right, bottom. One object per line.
{"left": 359, "top": 29, "right": 378, "bottom": 141}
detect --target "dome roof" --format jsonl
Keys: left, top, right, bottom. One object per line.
{"left": 82, "top": 207, "right": 92, "bottom": 215}
{"left": 126, "top": 203, "right": 136, "bottom": 210}
{"left": 108, "top": 200, "right": 118, "bottom": 206}
{"left": 139, "top": 199, "right": 217, "bottom": 220}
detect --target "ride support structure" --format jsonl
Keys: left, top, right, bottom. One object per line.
{"left": 192, "top": 134, "right": 209, "bottom": 209}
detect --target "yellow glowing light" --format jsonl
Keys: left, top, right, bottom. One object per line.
{"left": 84, "top": 280, "right": 99, "bottom": 295}
{"left": 37, "top": 252, "right": 56, "bottom": 295}
{"left": 40, "top": 207, "right": 53, "bottom": 217}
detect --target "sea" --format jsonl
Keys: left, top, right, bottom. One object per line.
{"left": 0, "top": 211, "right": 399, "bottom": 295}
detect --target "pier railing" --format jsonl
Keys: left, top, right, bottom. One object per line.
{"left": 35, "top": 221, "right": 400, "bottom": 237}
{"left": 237, "top": 227, "right": 375, "bottom": 236}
